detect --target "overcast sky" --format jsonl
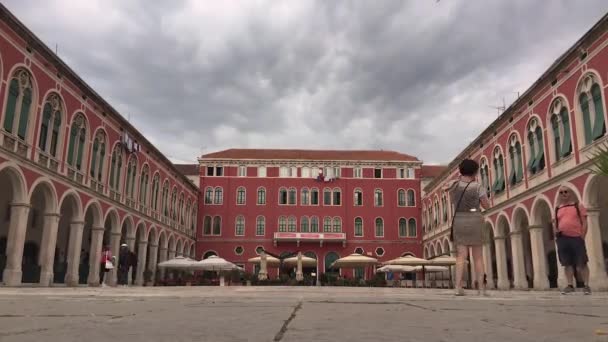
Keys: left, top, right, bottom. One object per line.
{"left": 5, "top": 1, "right": 608, "bottom": 164}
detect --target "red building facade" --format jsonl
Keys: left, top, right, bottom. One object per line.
{"left": 0, "top": 5, "right": 197, "bottom": 287}
{"left": 197, "top": 149, "right": 423, "bottom": 278}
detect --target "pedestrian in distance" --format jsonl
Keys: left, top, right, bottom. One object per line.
{"left": 99, "top": 245, "right": 113, "bottom": 287}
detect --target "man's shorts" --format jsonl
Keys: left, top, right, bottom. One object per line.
{"left": 556, "top": 235, "right": 589, "bottom": 267}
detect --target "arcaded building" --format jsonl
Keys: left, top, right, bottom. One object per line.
{"left": 0, "top": 5, "right": 198, "bottom": 287}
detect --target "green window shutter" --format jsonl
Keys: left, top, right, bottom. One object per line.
{"left": 139, "top": 175, "right": 145, "bottom": 202}
{"left": 508, "top": 150, "right": 516, "bottom": 185}
{"left": 130, "top": 166, "right": 136, "bottom": 197}
{"left": 125, "top": 164, "right": 132, "bottom": 195}
{"left": 116, "top": 157, "right": 122, "bottom": 191}
{"left": 76, "top": 129, "right": 85, "bottom": 170}
{"left": 17, "top": 88, "right": 31, "bottom": 140}
{"left": 527, "top": 134, "right": 537, "bottom": 172}
{"left": 580, "top": 93, "right": 593, "bottom": 145}
{"left": 3, "top": 79, "right": 19, "bottom": 132}
{"left": 408, "top": 218, "right": 416, "bottom": 237}
{"left": 492, "top": 160, "right": 500, "bottom": 191}
{"left": 498, "top": 157, "right": 505, "bottom": 191}
{"left": 560, "top": 109, "right": 572, "bottom": 157}
{"left": 90, "top": 140, "right": 98, "bottom": 178}
{"left": 67, "top": 125, "right": 78, "bottom": 166}
{"left": 50, "top": 114, "right": 61, "bottom": 156}
{"left": 535, "top": 128, "right": 545, "bottom": 171}
{"left": 38, "top": 104, "right": 51, "bottom": 151}
{"left": 515, "top": 144, "right": 523, "bottom": 182}
{"left": 109, "top": 153, "right": 116, "bottom": 188}
{"left": 551, "top": 115, "right": 561, "bottom": 162}
{"left": 97, "top": 144, "right": 105, "bottom": 181}
{"left": 591, "top": 84, "right": 606, "bottom": 140}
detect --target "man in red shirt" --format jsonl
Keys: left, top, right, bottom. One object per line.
{"left": 553, "top": 186, "right": 591, "bottom": 295}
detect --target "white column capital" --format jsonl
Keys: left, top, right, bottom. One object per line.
{"left": 92, "top": 226, "right": 105, "bottom": 232}
{"left": 138, "top": 240, "right": 148, "bottom": 246}
{"left": 586, "top": 207, "right": 601, "bottom": 216}
{"left": 44, "top": 212, "right": 61, "bottom": 218}
{"left": 10, "top": 202, "right": 31, "bottom": 208}
{"left": 111, "top": 231, "right": 121, "bottom": 237}
{"left": 528, "top": 225, "right": 544, "bottom": 231}
{"left": 510, "top": 230, "right": 522, "bottom": 236}
{"left": 149, "top": 244, "right": 159, "bottom": 248}
{"left": 494, "top": 235, "right": 506, "bottom": 240}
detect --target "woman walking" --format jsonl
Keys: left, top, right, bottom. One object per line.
{"left": 444, "top": 159, "right": 491, "bottom": 296}
{"left": 100, "top": 245, "right": 113, "bottom": 287}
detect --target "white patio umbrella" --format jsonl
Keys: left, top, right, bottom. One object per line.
{"left": 376, "top": 265, "right": 417, "bottom": 273}
{"left": 415, "top": 265, "right": 449, "bottom": 272}
{"left": 385, "top": 255, "right": 430, "bottom": 266}
{"left": 283, "top": 254, "right": 317, "bottom": 267}
{"left": 157, "top": 256, "right": 196, "bottom": 269}
{"left": 247, "top": 255, "right": 281, "bottom": 266}
{"left": 192, "top": 255, "right": 242, "bottom": 286}
{"left": 330, "top": 253, "right": 378, "bottom": 268}
{"left": 428, "top": 255, "right": 457, "bottom": 266}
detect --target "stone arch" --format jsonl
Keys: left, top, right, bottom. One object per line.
{"left": 530, "top": 194, "right": 554, "bottom": 226}
{"left": 530, "top": 194, "right": 559, "bottom": 288}
{"left": 54, "top": 190, "right": 83, "bottom": 285}
{"left": 58, "top": 190, "right": 83, "bottom": 221}
{"left": 27, "top": 177, "right": 58, "bottom": 214}
{"left": 401, "top": 251, "right": 416, "bottom": 257}
{"left": 83, "top": 200, "right": 103, "bottom": 228}
{"left": 512, "top": 205, "right": 534, "bottom": 288}
{"left": 496, "top": 212, "right": 511, "bottom": 235}
{"left": 203, "top": 250, "right": 217, "bottom": 259}
{"left": 120, "top": 215, "right": 135, "bottom": 240}
{"left": 158, "top": 230, "right": 167, "bottom": 250}
{"left": 167, "top": 235, "right": 176, "bottom": 255}
{"left": 583, "top": 174, "right": 608, "bottom": 279}
{"left": 176, "top": 239, "right": 184, "bottom": 256}
{"left": 81, "top": 199, "right": 103, "bottom": 285}
{"left": 0, "top": 161, "right": 27, "bottom": 203}
{"left": 442, "top": 238, "right": 451, "bottom": 256}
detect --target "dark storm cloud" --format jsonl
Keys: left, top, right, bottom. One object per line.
{"left": 4, "top": 0, "right": 608, "bottom": 163}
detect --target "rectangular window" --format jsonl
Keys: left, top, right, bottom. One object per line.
{"left": 323, "top": 191, "right": 332, "bottom": 206}
{"left": 311, "top": 167, "right": 319, "bottom": 178}
{"left": 375, "top": 191, "right": 383, "bottom": 207}
{"left": 256, "top": 221, "right": 265, "bottom": 236}
{"left": 238, "top": 166, "right": 247, "bottom": 177}
{"left": 216, "top": 166, "right": 223, "bottom": 177}
{"left": 407, "top": 167, "right": 415, "bottom": 179}
{"left": 206, "top": 166, "right": 214, "bottom": 176}
{"left": 279, "top": 167, "right": 289, "bottom": 177}
{"left": 333, "top": 191, "right": 341, "bottom": 206}
{"left": 235, "top": 219, "right": 245, "bottom": 236}
{"left": 257, "top": 190, "right": 266, "bottom": 205}
{"left": 258, "top": 166, "right": 267, "bottom": 177}
{"left": 374, "top": 168, "right": 382, "bottom": 179}
{"left": 302, "top": 190, "right": 310, "bottom": 205}
{"left": 398, "top": 168, "right": 405, "bottom": 179}
{"left": 237, "top": 190, "right": 246, "bottom": 205}
{"left": 323, "top": 219, "right": 331, "bottom": 232}
{"left": 333, "top": 167, "right": 341, "bottom": 178}
{"left": 302, "top": 168, "right": 311, "bottom": 178}
{"left": 354, "top": 219, "right": 363, "bottom": 237}
{"left": 353, "top": 167, "right": 362, "bottom": 178}
{"left": 291, "top": 167, "right": 298, "bottom": 177}
{"left": 354, "top": 191, "right": 363, "bottom": 206}
{"left": 288, "top": 190, "right": 296, "bottom": 205}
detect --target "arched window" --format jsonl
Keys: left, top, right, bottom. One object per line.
{"left": 125, "top": 157, "right": 138, "bottom": 199}
{"left": 325, "top": 252, "right": 340, "bottom": 274}
{"left": 257, "top": 187, "right": 266, "bottom": 205}
{"left": 480, "top": 158, "right": 491, "bottom": 196}
{"left": 578, "top": 74, "right": 606, "bottom": 145}
{"left": 191, "top": 208, "right": 197, "bottom": 233}
{"left": 301, "top": 188, "right": 310, "bottom": 205}
{"left": 300, "top": 216, "right": 310, "bottom": 232}
{"left": 332, "top": 217, "right": 342, "bottom": 232}
{"left": 203, "top": 216, "right": 212, "bottom": 235}
{"left": 212, "top": 216, "right": 221, "bottom": 235}
{"left": 422, "top": 209, "right": 426, "bottom": 232}
{"left": 204, "top": 187, "right": 213, "bottom": 204}
{"left": 492, "top": 146, "right": 505, "bottom": 194}
{"left": 256, "top": 216, "right": 265, "bottom": 236}
{"left": 89, "top": 131, "right": 106, "bottom": 182}
{"left": 162, "top": 181, "right": 170, "bottom": 216}
{"left": 288, "top": 216, "right": 296, "bottom": 232}
{"left": 549, "top": 98, "right": 572, "bottom": 162}
{"left": 433, "top": 200, "right": 439, "bottom": 227}
{"left": 332, "top": 188, "right": 341, "bottom": 205}
{"left": 354, "top": 189, "right": 363, "bottom": 206}
{"left": 235, "top": 216, "right": 245, "bottom": 236}
{"left": 214, "top": 187, "right": 223, "bottom": 204}
{"left": 139, "top": 164, "right": 150, "bottom": 206}
{"left": 288, "top": 187, "right": 297, "bottom": 205}
{"left": 354, "top": 217, "right": 363, "bottom": 237}
{"left": 408, "top": 218, "right": 417, "bottom": 237}
{"left": 398, "top": 189, "right": 406, "bottom": 207}
{"left": 374, "top": 189, "right": 383, "bottom": 206}
{"left": 375, "top": 218, "right": 384, "bottom": 237}
{"left": 67, "top": 114, "right": 87, "bottom": 172}
{"left": 527, "top": 118, "right": 545, "bottom": 175}
{"left": 278, "top": 216, "right": 287, "bottom": 232}
{"left": 279, "top": 187, "right": 288, "bottom": 205}
{"left": 3, "top": 68, "right": 33, "bottom": 140}
{"left": 108, "top": 144, "right": 123, "bottom": 192}
{"left": 151, "top": 173, "right": 160, "bottom": 211}
{"left": 236, "top": 187, "right": 246, "bottom": 205}
{"left": 311, "top": 188, "right": 319, "bottom": 205}
{"left": 184, "top": 200, "right": 191, "bottom": 227}
{"left": 171, "top": 188, "right": 178, "bottom": 220}
{"left": 310, "top": 216, "right": 319, "bottom": 232}
{"left": 39, "top": 93, "right": 63, "bottom": 157}
{"left": 441, "top": 194, "right": 448, "bottom": 223}
{"left": 399, "top": 218, "right": 407, "bottom": 237}
{"left": 407, "top": 189, "right": 415, "bottom": 206}
{"left": 323, "top": 188, "right": 332, "bottom": 205}
{"left": 178, "top": 193, "right": 185, "bottom": 224}
{"left": 323, "top": 217, "right": 332, "bottom": 232}
{"left": 508, "top": 134, "right": 524, "bottom": 185}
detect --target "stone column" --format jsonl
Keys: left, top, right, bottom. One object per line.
{"left": 65, "top": 221, "right": 85, "bottom": 286}
{"left": 108, "top": 231, "right": 121, "bottom": 286}
{"left": 126, "top": 236, "right": 135, "bottom": 285}
{"left": 2, "top": 203, "right": 30, "bottom": 286}
{"left": 482, "top": 242, "right": 495, "bottom": 289}
{"left": 87, "top": 226, "right": 105, "bottom": 286}
{"left": 510, "top": 231, "right": 528, "bottom": 289}
{"left": 147, "top": 243, "right": 159, "bottom": 285}
{"left": 494, "top": 236, "right": 510, "bottom": 290}
{"left": 585, "top": 208, "right": 608, "bottom": 290}
{"left": 159, "top": 246, "right": 168, "bottom": 280}
{"left": 528, "top": 225, "right": 549, "bottom": 290}
{"left": 39, "top": 213, "right": 60, "bottom": 287}
{"left": 168, "top": 247, "right": 176, "bottom": 260}
{"left": 135, "top": 239, "right": 148, "bottom": 286}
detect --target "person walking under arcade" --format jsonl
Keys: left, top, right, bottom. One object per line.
{"left": 553, "top": 186, "right": 591, "bottom": 295}
{"left": 117, "top": 244, "right": 131, "bottom": 286}
{"left": 99, "top": 245, "right": 113, "bottom": 287}
{"left": 444, "top": 159, "right": 491, "bottom": 296}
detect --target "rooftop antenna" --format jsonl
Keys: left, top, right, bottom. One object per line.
{"left": 488, "top": 97, "right": 506, "bottom": 117}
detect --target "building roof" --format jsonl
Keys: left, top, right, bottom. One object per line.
{"left": 421, "top": 165, "right": 447, "bottom": 179}
{"left": 174, "top": 164, "right": 199, "bottom": 176}
{"left": 0, "top": 4, "right": 198, "bottom": 193}
{"left": 200, "top": 149, "right": 420, "bottom": 162}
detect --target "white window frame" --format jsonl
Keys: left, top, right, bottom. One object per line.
{"left": 258, "top": 166, "right": 267, "bottom": 178}
{"left": 374, "top": 168, "right": 383, "bottom": 179}
{"left": 353, "top": 167, "right": 362, "bottom": 178}
{"left": 407, "top": 167, "right": 415, "bottom": 179}
{"left": 301, "top": 167, "right": 311, "bottom": 178}
{"left": 238, "top": 165, "right": 247, "bottom": 177}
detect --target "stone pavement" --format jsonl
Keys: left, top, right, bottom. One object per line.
{"left": 0, "top": 286, "right": 607, "bottom": 342}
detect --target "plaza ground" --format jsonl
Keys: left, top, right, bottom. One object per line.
{"left": 0, "top": 287, "right": 607, "bottom": 341}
